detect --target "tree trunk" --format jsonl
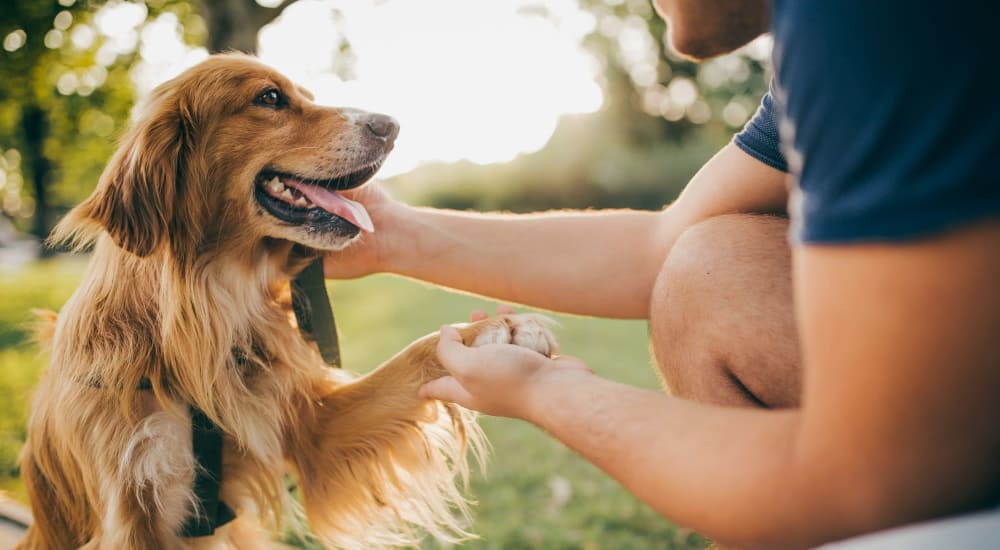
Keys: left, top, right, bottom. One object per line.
{"left": 196, "top": 0, "right": 297, "bottom": 54}
{"left": 21, "top": 104, "right": 53, "bottom": 255}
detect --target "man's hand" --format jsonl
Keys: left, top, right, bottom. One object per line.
{"left": 420, "top": 321, "right": 592, "bottom": 419}
{"left": 323, "top": 144, "right": 789, "bottom": 318}
{"left": 323, "top": 183, "right": 402, "bottom": 279}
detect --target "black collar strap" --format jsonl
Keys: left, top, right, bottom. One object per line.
{"left": 291, "top": 258, "right": 341, "bottom": 367}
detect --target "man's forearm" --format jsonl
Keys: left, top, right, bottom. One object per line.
{"left": 523, "top": 368, "right": 841, "bottom": 548}
{"left": 374, "top": 144, "right": 788, "bottom": 318}
{"left": 382, "top": 207, "right": 670, "bottom": 318}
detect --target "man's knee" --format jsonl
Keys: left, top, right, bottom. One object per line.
{"left": 652, "top": 214, "right": 790, "bottom": 331}
{"left": 662, "top": 214, "right": 790, "bottom": 286}
{"left": 649, "top": 214, "right": 798, "bottom": 407}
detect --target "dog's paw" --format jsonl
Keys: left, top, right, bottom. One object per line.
{"left": 470, "top": 314, "right": 558, "bottom": 357}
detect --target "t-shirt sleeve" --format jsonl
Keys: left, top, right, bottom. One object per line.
{"left": 773, "top": 0, "right": 1000, "bottom": 243}
{"left": 733, "top": 81, "right": 789, "bottom": 173}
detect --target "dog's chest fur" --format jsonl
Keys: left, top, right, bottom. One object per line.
{"left": 40, "top": 242, "right": 321, "bottom": 542}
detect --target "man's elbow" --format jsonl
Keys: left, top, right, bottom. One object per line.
{"left": 718, "top": 476, "right": 906, "bottom": 549}
{"left": 788, "top": 459, "right": 1000, "bottom": 548}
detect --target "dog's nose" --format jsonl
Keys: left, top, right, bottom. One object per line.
{"left": 365, "top": 114, "right": 399, "bottom": 144}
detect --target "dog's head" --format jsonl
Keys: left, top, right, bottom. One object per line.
{"left": 59, "top": 54, "right": 396, "bottom": 258}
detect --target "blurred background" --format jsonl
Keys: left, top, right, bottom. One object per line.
{"left": 0, "top": 0, "right": 770, "bottom": 547}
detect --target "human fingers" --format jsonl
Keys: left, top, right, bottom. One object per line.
{"left": 419, "top": 375, "right": 474, "bottom": 406}
{"left": 436, "top": 325, "right": 477, "bottom": 375}
{"left": 469, "top": 309, "right": 488, "bottom": 322}
{"left": 470, "top": 305, "right": 512, "bottom": 322}
{"left": 340, "top": 181, "right": 386, "bottom": 202}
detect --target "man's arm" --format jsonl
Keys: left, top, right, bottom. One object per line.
{"left": 326, "top": 143, "right": 787, "bottom": 318}
{"left": 424, "top": 220, "right": 1000, "bottom": 547}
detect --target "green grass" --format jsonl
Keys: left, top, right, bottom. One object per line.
{"left": 0, "top": 258, "right": 707, "bottom": 549}
{"left": 0, "top": 258, "right": 92, "bottom": 501}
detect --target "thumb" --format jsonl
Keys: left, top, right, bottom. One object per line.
{"left": 436, "top": 325, "right": 474, "bottom": 374}
{"left": 419, "top": 376, "right": 474, "bottom": 406}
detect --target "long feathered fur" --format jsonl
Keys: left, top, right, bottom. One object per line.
{"left": 14, "top": 54, "right": 553, "bottom": 549}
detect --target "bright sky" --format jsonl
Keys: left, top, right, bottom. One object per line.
{"left": 121, "top": 0, "right": 604, "bottom": 177}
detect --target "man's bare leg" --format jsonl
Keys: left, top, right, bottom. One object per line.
{"left": 650, "top": 214, "right": 801, "bottom": 408}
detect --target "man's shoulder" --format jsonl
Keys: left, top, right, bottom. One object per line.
{"left": 771, "top": 0, "right": 1000, "bottom": 244}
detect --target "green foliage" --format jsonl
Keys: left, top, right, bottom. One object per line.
{"left": 393, "top": 111, "right": 726, "bottom": 213}
{"left": 0, "top": 258, "right": 87, "bottom": 499}
{"left": 0, "top": 0, "right": 205, "bottom": 237}
{"left": 577, "top": 0, "right": 770, "bottom": 136}
{"left": 1, "top": 2, "right": 128, "bottom": 233}
{"left": 0, "top": 259, "right": 707, "bottom": 548}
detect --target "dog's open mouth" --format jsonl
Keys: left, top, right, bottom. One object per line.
{"left": 254, "top": 163, "right": 380, "bottom": 234}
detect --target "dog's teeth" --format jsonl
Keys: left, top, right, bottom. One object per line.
{"left": 294, "top": 196, "right": 310, "bottom": 207}
{"left": 267, "top": 177, "right": 283, "bottom": 193}
{"left": 281, "top": 189, "right": 294, "bottom": 200}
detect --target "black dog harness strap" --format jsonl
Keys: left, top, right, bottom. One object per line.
{"left": 180, "top": 258, "right": 341, "bottom": 537}
{"left": 115, "top": 379, "right": 233, "bottom": 537}
{"left": 125, "top": 259, "right": 340, "bottom": 538}
{"left": 291, "top": 258, "right": 342, "bottom": 367}
{"left": 180, "top": 405, "right": 236, "bottom": 537}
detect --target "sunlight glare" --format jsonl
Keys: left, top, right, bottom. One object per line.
{"left": 128, "top": 0, "right": 602, "bottom": 177}
{"left": 260, "top": 0, "right": 603, "bottom": 176}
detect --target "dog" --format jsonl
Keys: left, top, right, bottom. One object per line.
{"left": 17, "top": 54, "right": 557, "bottom": 549}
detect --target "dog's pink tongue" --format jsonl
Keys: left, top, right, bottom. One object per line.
{"left": 284, "top": 180, "right": 374, "bottom": 233}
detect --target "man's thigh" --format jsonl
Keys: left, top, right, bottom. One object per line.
{"left": 649, "top": 214, "right": 801, "bottom": 408}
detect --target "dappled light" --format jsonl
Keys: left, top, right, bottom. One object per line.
{"left": 2, "top": 29, "right": 27, "bottom": 52}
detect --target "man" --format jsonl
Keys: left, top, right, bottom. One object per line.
{"left": 325, "top": 0, "right": 1000, "bottom": 546}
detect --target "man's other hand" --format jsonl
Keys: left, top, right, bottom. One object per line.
{"left": 420, "top": 323, "right": 592, "bottom": 419}
{"left": 323, "top": 183, "right": 400, "bottom": 279}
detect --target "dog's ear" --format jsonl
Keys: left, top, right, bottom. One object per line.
{"left": 69, "top": 92, "right": 188, "bottom": 257}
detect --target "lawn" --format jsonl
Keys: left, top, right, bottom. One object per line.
{"left": 0, "top": 257, "right": 707, "bottom": 549}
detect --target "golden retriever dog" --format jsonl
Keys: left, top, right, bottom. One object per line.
{"left": 18, "top": 54, "right": 556, "bottom": 549}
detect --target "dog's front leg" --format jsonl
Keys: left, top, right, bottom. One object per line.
{"left": 285, "top": 313, "right": 556, "bottom": 549}
{"left": 350, "top": 312, "right": 557, "bottom": 394}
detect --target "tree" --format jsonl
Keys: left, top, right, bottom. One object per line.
{"left": 195, "top": 0, "right": 296, "bottom": 53}
{"left": 1, "top": 1, "right": 101, "bottom": 246}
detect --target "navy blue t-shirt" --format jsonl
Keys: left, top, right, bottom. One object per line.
{"left": 734, "top": 0, "right": 1000, "bottom": 243}
{"left": 733, "top": 80, "right": 787, "bottom": 174}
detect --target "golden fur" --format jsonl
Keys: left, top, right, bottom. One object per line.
{"left": 17, "top": 54, "right": 556, "bottom": 549}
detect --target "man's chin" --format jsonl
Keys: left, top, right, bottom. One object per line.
{"left": 667, "top": 28, "right": 763, "bottom": 60}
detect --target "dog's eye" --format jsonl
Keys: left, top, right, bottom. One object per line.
{"left": 254, "top": 89, "right": 285, "bottom": 108}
